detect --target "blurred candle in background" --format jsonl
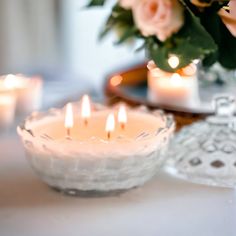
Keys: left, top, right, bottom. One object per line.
{"left": 0, "top": 94, "right": 16, "bottom": 129}
{"left": 147, "top": 59, "right": 199, "bottom": 108}
{"left": 0, "top": 74, "right": 43, "bottom": 114}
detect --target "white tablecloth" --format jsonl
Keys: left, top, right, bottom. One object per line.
{"left": 0, "top": 134, "right": 235, "bottom": 236}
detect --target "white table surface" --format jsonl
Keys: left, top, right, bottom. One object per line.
{"left": 0, "top": 134, "right": 235, "bottom": 236}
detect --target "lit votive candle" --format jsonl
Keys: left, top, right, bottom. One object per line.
{"left": 147, "top": 60, "right": 199, "bottom": 108}
{"left": 0, "top": 74, "right": 43, "bottom": 114}
{"left": 0, "top": 94, "right": 16, "bottom": 129}
{"left": 17, "top": 97, "right": 174, "bottom": 195}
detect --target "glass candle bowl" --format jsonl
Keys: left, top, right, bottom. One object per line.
{"left": 17, "top": 102, "right": 175, "bottom": 196}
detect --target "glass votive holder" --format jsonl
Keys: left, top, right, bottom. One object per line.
{"left": 0, "top": 74, "right": 43, "bottom": 115}
{"left": 17, "top": 102, "right": 175, "bottom": 196}
{"left": 147, "top": 61, "right": 200, "bottom": 108}
{"left": 13, "top": 76, "right": 43, "bottom": 115}
{"left": 0, "top": 93, "right": 16, "bottom": 130}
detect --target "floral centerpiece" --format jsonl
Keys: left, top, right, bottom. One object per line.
{"left": 88, "top": 0, "right": 236, "bottom": 73}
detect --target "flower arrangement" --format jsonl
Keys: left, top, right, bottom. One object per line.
{"left": 88, "top": 0, "right": 236, "bottom": 72}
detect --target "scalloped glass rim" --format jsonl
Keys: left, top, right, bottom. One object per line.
{"left": 17, "top": 102, "right": 175, "bottom": 145}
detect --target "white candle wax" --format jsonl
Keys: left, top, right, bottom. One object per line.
{"left": 20, "top": 106, "right": 171, "bottom": 159}
{"left": 0, "top": 94, "right": 16, "bottom": 128}
{"left": 148, "top": 64, "right": 199, "bottom": 108}
{"left": 33, "top": 110, "right": 163, "bottom": 142}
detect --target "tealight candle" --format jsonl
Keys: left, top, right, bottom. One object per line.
{"left": 0, "top": 94, "right": 16, "bottom": 128}
{"left": 17, "top": 97, "right": 175, "bottom": 194}
{"left": 0, "top": 74, "right": 43, "bottom": 114}
{"left": 147, "top": 59, "right": 199, "bottom": 108}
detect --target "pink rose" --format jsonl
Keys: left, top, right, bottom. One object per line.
{"left": 119, "top": 0, "right": 136, "bottom": 9}
{"left": 132, "top": 0, "right": 184, "bottom": 41}
{"left": 219, "top": 0, "right": 236, "bottom": 37}
{"left": 230, "top": 0, "right": 236, "bottom": 14}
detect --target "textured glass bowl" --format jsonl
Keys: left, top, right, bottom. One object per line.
{"left": 166, "top": 95, "right": 236, "bottom": 188}
{"left": 17, "top": 103, "right": 175, "bottom": 196}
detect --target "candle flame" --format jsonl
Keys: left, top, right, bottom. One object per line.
{"left": 193, "top": 59, "right": 200, "bottom": 64}
{"left": 4, "top": 74, "right": 28, "bottom": 89}
{"left": 110, "top": 75, "right": 123, "bottom": 87}
{"left": 147, "top": 60, "right": 156, "bottom": 71}
{"left": 0, "top": 95, "right": 16, "bottom": 105}
{"left": 105, "top": 113, "right": 115, "bottom": 139}
{"left": 118, "top": 104, "right": 127, "bottom": 129}
{"left": 65, "top": 103, "right": 74, "bottom": 128}
{"left": 4, "top": 74, "right": 19, "bottom": 89}
{"left": 81, "top": 94, "right": 91, "bottom": 121}
{"left": 170, "top": 73, "right": 183, "bottom": 87}
{"left": 182, "top": 63, "right": 197, "bottom": 76}
{"left": 168, "top": 55, "right": 180, "bottom": 69}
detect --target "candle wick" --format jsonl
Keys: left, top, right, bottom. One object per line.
{"left": 84, "top": 118, "right": 88, "bottom": 126}
{"left": 121, "top": 123, "right": 125, "bottom": 130}
{"left": 107, "top": 131, "right": 111, "bottom": 140}
{"left": 66, "top": 128, "right": 71, "bottom": 139}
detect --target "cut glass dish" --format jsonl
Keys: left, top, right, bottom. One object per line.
{"left": 166, "top": 95, "right": 236, "bottom": 188}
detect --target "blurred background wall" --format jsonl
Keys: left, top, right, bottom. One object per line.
{"left": 0, "top": 0, "right": 59, "bottom": 74}
{"left": 0, "top": 0, "right": 144, "bottom": 89}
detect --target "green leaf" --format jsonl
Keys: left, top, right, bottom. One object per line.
{"left": 135, "top": 42, "right": 146, "bottom": 52}
{"left": 99, "top": 5, "right": 139, "bottom": 42}
{"left": 218, "top": 21, "right": 236, "bottom": 69}
{"left": 147, "top": 10, "right": 217, "bottom": 72}
{"left": 202, "top": 51, "right": 218, "bottom": 67}
{"left": 200, "top": 8, "right": 236, "bottom": 69}
{"left": 87, "top": 0, "right": 106, "bottom": 7}
{"left": 99, "top": 16, "right": 116, "bottom": 39}
{"left": 115, "top": 26, "right": 138, "bottom": 44}
{"left": 184, "top": 0, "right": 229, "bottom": 14}
{"left": 111, "top": 5, "right": 134, "bottom": 25}
{"left": 200, "top": 10, "right": 220, "bottom": 67}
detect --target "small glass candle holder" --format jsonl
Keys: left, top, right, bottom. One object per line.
{"left": 0, "top": 93, "right": 16, "bottom": 130}
{"left": 17, "top": 102, "right": 174, "bottom": 196}
{"left": 166, "top": 95, "right": 236, "bottom": 188}
{"left": 15, "top": 76, "right": 43, "bottom": 114}
{"left": 0, "top": 74, "right": 43, "bottom": 115}
{"left": 147, "top": 61, "right": 200, "bottom": 108}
